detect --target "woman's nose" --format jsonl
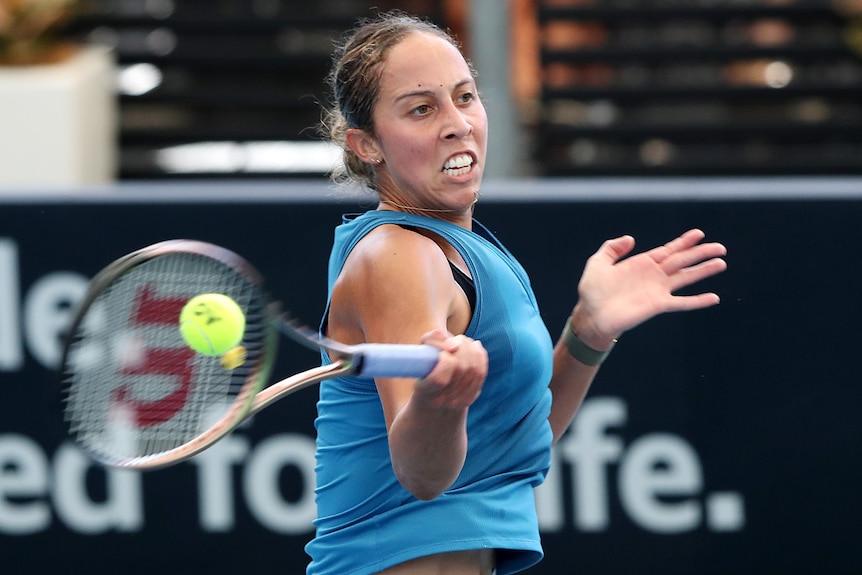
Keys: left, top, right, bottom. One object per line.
{"left": 442, "top": 106, "right": 473, "bottom": 139}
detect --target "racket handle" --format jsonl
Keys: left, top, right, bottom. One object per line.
{"left": 353, "top": 344, "right": 440, "bottom": 378}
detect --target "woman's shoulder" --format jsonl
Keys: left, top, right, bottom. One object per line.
{"left": 330, "top": 219, "right": 465, "bottom": 343}
{"left": 348, "top": 222, "right": 448, "bottom": 273}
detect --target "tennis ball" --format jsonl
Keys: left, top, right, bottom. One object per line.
{"left": 179, "top": 294, "right": 245, "bottom": 356}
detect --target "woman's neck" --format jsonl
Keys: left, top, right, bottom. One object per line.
{"left": 377, "top": 189, "right": 480, "bottom": 228}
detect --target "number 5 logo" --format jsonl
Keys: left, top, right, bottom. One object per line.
{"left": 111, "top": 286, "right": 197, "bottom": 427}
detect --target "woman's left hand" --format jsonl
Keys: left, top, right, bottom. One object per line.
{"left": 571, "top": 229, "right": 727, "bottom": 349}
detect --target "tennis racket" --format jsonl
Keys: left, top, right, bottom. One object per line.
{"left": 59, "top": 239, "right": 439, "bottom": 470}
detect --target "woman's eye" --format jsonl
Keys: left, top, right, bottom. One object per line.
{"left": 459, "top": 92, "right": 475, "bottom": 104}
{"left": 411, "top": 104, "right": 432, "bottom": 115}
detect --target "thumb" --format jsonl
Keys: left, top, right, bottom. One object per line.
{"left": 596, "top": 235, "right": 635, "bottom": 264}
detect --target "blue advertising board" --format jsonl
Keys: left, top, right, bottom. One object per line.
{"left": 1, "top": 178, "right": 860, "bottom": 574}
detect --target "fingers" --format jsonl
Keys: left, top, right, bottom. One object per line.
{"left": 665, "top": 247, "right": 727, "bottom": 311}
{"left": 666, "top": 291, "right": 722, "bottom": 312}
{"left": 641, "top": 232, "right": 686, "bottom": 264}
{"left": 648, "top": 229, "right": 726, "bottom": 271}
{"left": 581, "top": 229, "right": 727, "bottom": 330}
{"left": 663, "top": 242, "right": 727, "bottom": 276}
{"left": 646, "top": 229, "right": 701, "bottom": 262}
{"left": 417, "top": 331, "right": 488, "bottom": 409}
{"left": 665, "top": 228, "right": 708, "bottom": 254}
{"left": 668, "top": 255, "right": 728, "bottom": 292}
{"left": 604, "top": 229, "right": 725, "bottom": 271}
{"left": 420, "top": 329, "right": 463, "bottom": 353}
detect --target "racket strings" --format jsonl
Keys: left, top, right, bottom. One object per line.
{"left": 63, "top": 251, "right": 268, "bottom": 466}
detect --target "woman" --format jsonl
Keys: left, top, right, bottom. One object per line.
{"left": 306, "top": 11, "right": 727, "bottom": 575}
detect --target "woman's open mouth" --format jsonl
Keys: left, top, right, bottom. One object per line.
{"left": 442, "top": 153, "right": 474, "bottom": 177}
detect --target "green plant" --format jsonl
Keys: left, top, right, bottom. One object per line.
{"left": 0, "top": 0, "right": 80, "bottom": 65}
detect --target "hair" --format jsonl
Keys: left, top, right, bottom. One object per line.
{"left": 322, "top": 11, "right": 472, "bottom": 190}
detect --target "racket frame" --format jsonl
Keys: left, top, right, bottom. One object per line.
{"left": 61, "top": 240, "right": 280, "bottom": 470}
{"left": 61, "top": 239, "right": 439, "bottom": 471}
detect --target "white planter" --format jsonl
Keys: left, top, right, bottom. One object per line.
{"left": 0, "top": 45, "right": 118, "bottom": 186}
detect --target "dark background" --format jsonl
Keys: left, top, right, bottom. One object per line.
{"left": 1, "top": 179, "right": 860, "bottom": 574}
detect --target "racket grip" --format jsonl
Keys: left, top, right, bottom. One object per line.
{"left": 353, "top": 344, "right": 440, "bottom": 378}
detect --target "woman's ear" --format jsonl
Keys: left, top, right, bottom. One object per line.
{"left": 346, "top": 128, "right": 383, "bottom": 165}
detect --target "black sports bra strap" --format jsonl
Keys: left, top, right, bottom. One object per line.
{"left": 449, "top": 260, "right": 476, "bottom": 313}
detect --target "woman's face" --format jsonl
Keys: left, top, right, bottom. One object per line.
{"left": 363, "top": 32, "right": 488, "bottom": 214}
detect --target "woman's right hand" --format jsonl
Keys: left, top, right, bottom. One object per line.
{"left": 413, "top": 330, "right": 488, "bottom": 410}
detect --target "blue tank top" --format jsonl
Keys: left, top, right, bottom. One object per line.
{"left": 306, "top": 211, "right": 553, "bottom": 575}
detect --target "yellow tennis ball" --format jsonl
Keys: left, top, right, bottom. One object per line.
{"left": 179, "top": 294, "right": 245, "bottom": 356}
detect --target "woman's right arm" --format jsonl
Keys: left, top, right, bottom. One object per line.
{"left": 327, "top": 225, "right": 488, "bottom": 500}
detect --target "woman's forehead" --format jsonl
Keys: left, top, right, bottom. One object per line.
{"left": 379, "top": 32, "right": 473, "bottom": 93}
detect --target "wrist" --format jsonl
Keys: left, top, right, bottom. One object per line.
{"left": 560, "top": 316, "right": 617, "bottom": 366}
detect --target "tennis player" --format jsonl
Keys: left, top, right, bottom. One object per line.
{"left": 306, "top": 11, "right": 727, "bottom": 575}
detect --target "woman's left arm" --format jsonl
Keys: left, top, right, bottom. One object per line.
{"left": 548, "top": 229, "right": 728, "bottom": 442}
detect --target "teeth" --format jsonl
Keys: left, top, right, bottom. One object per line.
{"left": 443, "top": 154, "right": 473, "bottom": 175}
{"left": 444, "top": 154, "right": 472, "bottom": 169}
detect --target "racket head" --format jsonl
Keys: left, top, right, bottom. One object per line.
{"left": 60, "top": 240, "right": 279, "bottom": 469}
